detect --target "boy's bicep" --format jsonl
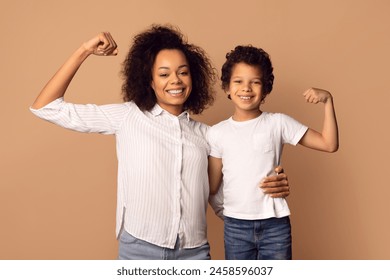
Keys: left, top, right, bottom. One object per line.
{"left": 298, "top": 128, "right": 327, "bottom": 151}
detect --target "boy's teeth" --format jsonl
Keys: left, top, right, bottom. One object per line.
{"left": 240, "top": 96, "right": 251, "bottom": 100}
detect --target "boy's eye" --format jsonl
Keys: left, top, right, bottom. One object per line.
{"left": 233, "top": 80, "right": 241, "bottom": 84}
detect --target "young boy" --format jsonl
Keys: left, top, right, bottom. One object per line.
{"left": 207, "top": 45, "right": 339, "bottom": 260}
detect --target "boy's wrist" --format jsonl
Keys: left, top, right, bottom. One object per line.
{"left": 324, "top": 95, "right": 334, "bottom": 107}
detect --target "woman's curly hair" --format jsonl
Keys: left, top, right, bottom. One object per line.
{"left": 221, "top": 45, "right": 274, "bottom": 100}
{"left": 121, "top": 24, "right": 216, "bottom": 114}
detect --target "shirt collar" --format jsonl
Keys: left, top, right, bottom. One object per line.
{"left": 150, "top": 104, "right": 190, "bottom": 121}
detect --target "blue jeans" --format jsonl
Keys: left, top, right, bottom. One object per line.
{"left": 224, "top": 216, "right": 292, "bottom": 260}
{"left": 118, "top": 230, "right": 211, "bottom": 260}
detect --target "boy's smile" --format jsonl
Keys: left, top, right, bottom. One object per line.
{"left": 238, "top": 96, "right": 252, "bottom": 100}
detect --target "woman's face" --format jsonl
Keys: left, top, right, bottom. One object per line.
{"left": 151, "top": 49, "right": 192, "bottom": 116}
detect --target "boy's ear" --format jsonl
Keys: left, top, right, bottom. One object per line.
{"left": 261, "top": 93, "right": 267, "bottom": 104}
{"left": 226, "top": 91, "right": 231, "bottom": 100}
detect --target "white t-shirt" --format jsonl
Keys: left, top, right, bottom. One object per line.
{"left": 208, "top": 112, "right": 308, "bottom": 220}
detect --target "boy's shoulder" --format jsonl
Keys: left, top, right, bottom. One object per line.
{"left": 207, "top": 118, "right": 231, "bottom": 142}
{"left": 262, "top": 111, "right": 283, "bottom": 117}
{"left": 210, "top": 117, "right": 231, "bottom": 131}
{"left": 261, "top": 112, "right": 291, "bottom": 122}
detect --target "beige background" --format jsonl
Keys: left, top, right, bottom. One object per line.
{"left": 1, "top": 0, "right": 389, "bottom": 260}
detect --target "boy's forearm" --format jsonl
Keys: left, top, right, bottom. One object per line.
{"left": 322, "top": 96, "right": 339, "bottom": 152}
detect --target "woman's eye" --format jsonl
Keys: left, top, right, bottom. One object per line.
{"left": 179, "top": 71, "right": 188, "bottom": 76}
{"left": 159, "top": 73, "right": 168, "bottom": 77}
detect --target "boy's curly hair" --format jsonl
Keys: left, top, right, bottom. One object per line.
{"left": 221, "top": 45, "right": 274, "bottom": 100}
{"left": 121, "top": 24, "right": 216, "bottom": 114}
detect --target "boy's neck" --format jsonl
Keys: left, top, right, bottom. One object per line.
{"left": 232, "top": 109, "right": 262, "bottom": 122}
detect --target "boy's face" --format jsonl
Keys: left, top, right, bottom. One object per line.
{"left": 228, "top": 62, "right": 263, "bottom": 115}
{"left": 151, "top": 49, "right": 192, "bottom": 116}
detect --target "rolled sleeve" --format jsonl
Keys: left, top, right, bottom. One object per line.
{"left": 30, "top": 97, "right": 130, "bottom": 135}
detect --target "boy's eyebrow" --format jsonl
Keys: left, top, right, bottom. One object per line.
{"left": 231, "top": 75, "right": 261, "bottom": 79}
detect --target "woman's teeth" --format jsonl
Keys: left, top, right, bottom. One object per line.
{"left": 168, "top": 89, "right": 183, "bottom": 95}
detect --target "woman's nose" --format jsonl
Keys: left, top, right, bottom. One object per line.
{"left": 171, "top": 73, "right": 182, "bottom": 84}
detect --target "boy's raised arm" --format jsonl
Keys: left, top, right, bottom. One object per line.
{"left": 299, "top": 88, "right": 339, "bottom": 153}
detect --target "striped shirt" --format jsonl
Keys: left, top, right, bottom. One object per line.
{"left": 30, "top": 98, "right": 210, "bottom": 249}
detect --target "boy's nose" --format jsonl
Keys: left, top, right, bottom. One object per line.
{"left": 242, "top": 84, "right": 252, "bottom": 92}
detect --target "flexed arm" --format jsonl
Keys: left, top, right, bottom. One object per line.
{"left": 31, "top": 32, "right": 118, "bottom": 109}
{"left": 299, "top": 88, "right": 339, "bottom": 153}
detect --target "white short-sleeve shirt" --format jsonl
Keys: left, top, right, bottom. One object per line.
{"left": 208, "top": 112, "right": 308, "bottom": 220}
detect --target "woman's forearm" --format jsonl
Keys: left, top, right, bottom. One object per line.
{"left": 31, "top": 45, "right": 91, "bottom": 109}
{"left": 31, "top": 32, "right": 118, "bottom": 109}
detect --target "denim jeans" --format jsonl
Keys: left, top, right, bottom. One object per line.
{"left": 118, "top": 230, "right": 211, "bottom": 260}
{"left": 224, "top": 216, "right": 292, "bottom": 260}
